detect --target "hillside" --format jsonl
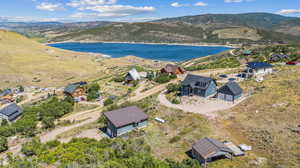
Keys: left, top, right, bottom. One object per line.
{"left": 49, "top": 13, "right": 300, "bottom": 45}
{"left": 0, "top": 30, "right": 162, "bottom": 88}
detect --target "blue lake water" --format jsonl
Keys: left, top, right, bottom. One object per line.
{"left": 49, "top": 42, "right": 230, "bottom": 62}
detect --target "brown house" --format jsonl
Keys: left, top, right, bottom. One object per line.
{"left": 161, "top": 64, "right": 185, "bottom": 75}
{"left": 0, "top": 89, "right": 14, "bottom": 102}
{"left": 64, "top": 82, "right": 86, "bottom": 97}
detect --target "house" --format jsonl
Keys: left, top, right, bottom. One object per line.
{"left": 243, "top": 50, "right": 252, "bottom": 56}
{"left": 0, "top": 103, "right": 23, "bottom": 121}
{"left": 0, "top": 89, "right": 14, "bottom": 102}
{"left": 125, "top": 68, "right": 141, "bottom": 83}
{"left": 161, "top": 64, "right": 185, "bottom": 75}
{"left": 269, "top": 54, "right": 289, "bottom": 62}
{"left": 104, "top": 106, "right": 148, "bottom": 138}
{"left": 64, "top": 82, "right": 86, "bottom": 98}
{"left": 217, "top": 82, "right": 243, "bottom": 102}
{"left": 181, "top": 74, "right": 217, "bottom": 97}
{"left": 192, "top": 137, "right": 233, "bottom": 166}
{"left": 245, "top": 62, "right": 273, "bottom": 78}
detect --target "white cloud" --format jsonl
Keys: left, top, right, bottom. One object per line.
{"left": 277, "top": 9, "right": 300, "bottom": 15}
{"left": 71, "top": 5, "right": 155, "bottom": 19}
{"left": 171, "top": 2, "right": 184, "bottom": 8}
{"left": 67, "top": 0, "right": 117, "bottom": 7}
{"left": 224, "top": 0, "right": 243, "bottom": 3}
{"left": 195, "top": 2, "right": 208, "bottom": 7}
{"left": 36, "top": 2, "right": 64, "bottom": 11}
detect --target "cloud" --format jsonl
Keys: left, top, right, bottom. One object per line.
{"left": 277, "top": 9, "right": 300, "bottom": 15}
{"left": 67, "top": 0, "right": 117, "bottom": 7}
{"left": 36, "top": 2, "right": 64, "bottom": 11}
{"left": 71, "top": 5, "right": 155, "bottom": 19}
{"left": 194, "top": 2, "right": 208, "bottom": 7}
{"left": 171, "top": 2, "right": 184, "bottom": 8}
{"left": 224, "top": 0, "right": 254, "bottom": 3}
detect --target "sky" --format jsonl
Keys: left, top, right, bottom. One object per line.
{"left": 0, "top": 0, "right": 299, "bottom": 22}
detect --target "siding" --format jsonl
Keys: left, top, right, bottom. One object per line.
{"left": 107, "top": 120, "right": 148, "bottom": 137}
{"left": 181, "top": 81, "right": 217, "bottom": 97}
{"left": 218, "top": 93, "right": 242, "bottom": 102}
{"left": 204, "top": 82, "right": 217, "bottom": 97}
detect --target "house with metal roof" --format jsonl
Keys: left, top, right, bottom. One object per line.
{"left": 64, "top": 82, "right": 86, "bottom": 98}
{"left": 192, "top": 137, "right": 233, "bottom": 166}
{"left": 0, "top": 89, "right": 14, "bottom": 102}
{"left": 125, "top": 68, "right": 141, "bottom": 83}
{"left": 161, "top": 64, "right": 185, "bottom": 75}
{"left": 217, "top": 82, "right": 243, "bottom": 102}
{"left": 181, "top": 74, "right": 217, "bottom": 97}
{"left": 104, "top": 106, "right": 148, "bottom": 138}
{"left": 246, "top": 62, "right": 273, "bottom": 78}
{"left": 269, "top": 54, "right": 289, "bottom": 62}
{"left": 0, "top": 103, "right": 23, "bottom": 121}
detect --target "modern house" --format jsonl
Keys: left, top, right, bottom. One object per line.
{"left": 125, "top": 68, "right": 141, "bottom": 83}
{"left": 64, "top": 82, "right": 86, "bottom": 98}
{"left": 0, "top": 89, "right": 14, "bottom": 102}
{"left": 161, "top": 64, "right": 185, "bottom": 75}
{"left": 192, "top": 137, "right": 233, "bottom": 166}
{"left": 269, "top": 54, "right": 289, "bottom": 62}
{"left": 217, "top": 82, "right": 243, "bottom": 102}
{"left": 245, "top": 62, "right": 273, "bottom": 78}
{"left": 0, "top": 103, "right": 23, "bottom": 121}
{"left": 181, "top": 74, "right": 217, "bottom": 97}
{"left": 104, "top": 106, "right": 148, "bottom": 138}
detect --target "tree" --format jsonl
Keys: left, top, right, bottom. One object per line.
{"left": 166, "top": 83, "right": 181, "bottom": 93}
{"left": 87, "top": 83, "right": 100, "bottom": 101}
{"left": 0, "top": 136, "right": 8, "bottom": 152}
{"left": 21, "top": 138, "right": 43, "bottom": 156}
{"left": 104, "top": 98, "right": 113, "bottom": 106}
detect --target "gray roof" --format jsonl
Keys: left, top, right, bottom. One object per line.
{"left": 247, "top": 62, "right": 272, "bottom": 69}
{"left": 0, "top": 89, "right": 12, "bottom": 97}
{"left": 104, "top": 106, "right": 148, "bottom": 128}
{"left": 192, "top": 137, "right": 233, "bottom": 159}
{"left": 218, "top": 82, "right": 243, "bottom": 96}
{"left": 0, "top": 103, "right": 23, "bottom": 121}
{"left": 126, "top": 68, "right": 141, "bottom": 81}
{"left": 182, "top": 74, "right": 216, "bottom": 89}
{"left": 64, "top": 84, "right": 81, "bottom": 94}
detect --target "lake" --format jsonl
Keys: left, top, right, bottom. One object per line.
{"left": 49, "top": 42, "right": 230, "bottom": 62}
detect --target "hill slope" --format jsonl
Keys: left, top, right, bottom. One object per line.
{"left": 49, "top": 13, "right": 300, "bottom": 44}
{"left": 0, "top": 30, "right": 105, "bottom": 87}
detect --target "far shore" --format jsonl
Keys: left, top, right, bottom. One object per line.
{"left": 46, "top": 40, "right": 238, "bottom": 48}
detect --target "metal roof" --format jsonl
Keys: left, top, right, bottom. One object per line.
{"left": 127, "top": 68, "right": 141, "bottom": 81}
{"left": 182, "top": 74, "right": 216, "bottom": 90}
{"left": 104, "top": 106, "right": 148, "bottom": 128}
{"left": 192, "top": 137, "right": 233, "bottom": 160}
{"left": 218, "top": 82, "right": 243, "bottom": 96}
{"left": 0, "top": 103, "right": 23, "bottom": 121}
{"left": 64, "top": 84, "right": 81, "bottom": 94}
{"left": 247, "top": 62, "right": 272, "bottom": 69}
{"left": 0, "top": 89, "right": 12, "bottom": 97}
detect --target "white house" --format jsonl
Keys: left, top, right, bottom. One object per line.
{"left": 246, "top": 62, "right": 273, "bottom": 78}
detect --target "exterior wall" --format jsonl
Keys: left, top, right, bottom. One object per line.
{"left": 192, "top": 148, "right": 206, "bottom": 164}
{"left": 72, "top": 88, "right": 85, "bottom": 97}
{"left": 181, "top": 81, "right": 217, "bottom": 97}
{"left": 248, "top": 67, "right": 273, "bottom": 77}
{"left": 107, "top": 120, "right": 148, "bottom": 138}
{"left": 218, "top": 93, "right": 242, "bottom": 102}
{"left": 0, "top": 113, "right": 9, "bottom": 121}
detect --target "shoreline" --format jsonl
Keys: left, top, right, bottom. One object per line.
{"left": 46, "top": 40, "right": 237, "bottom": 48}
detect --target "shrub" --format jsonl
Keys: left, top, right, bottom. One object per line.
{"left": 87, "top": 83, "right": 100, "bottom": 101}
{"left": 166, "top": 83, "right": 181, "bottom": 93}
{"left": 154, "top": 73, "right": 177, "bottom": 84}
{"left": 169, "top": 136, "right": 181, "bottom": 143}
{"left": 0, "top": 136, "right": 8, "bottom": 152}
{"left": 104, "top": 98, "right": 114, "bottom": 106}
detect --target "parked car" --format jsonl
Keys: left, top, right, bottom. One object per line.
{"left": 286, "top": 61, "right": 299, "bottom": 65}
{"left": 228, "top": 78, "right": 236, "bottom": 81}
{"left": 219, "top": 74, "right": 228, "bottom": 78}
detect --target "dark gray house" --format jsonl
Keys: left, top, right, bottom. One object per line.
{"left": 192, "top": 137, "right": 233, "bottom": 166}
{"left": 181, "top": 74, "right": 217, "bottom": 97}
{"left": 0, "top": 103, "right": 23, "bottom": 121}
{"left": 104, "top": 106, "right": 148, "bottom": 138}
{"left": 217, "top": 82, "right": 243, "bottom": 102}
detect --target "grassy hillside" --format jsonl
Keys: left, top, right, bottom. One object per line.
{"left": 50, "top": 13, "right": 300, "bottom": 45}
{"left": 0, "top": 30, "right": 163, "bottom": 88}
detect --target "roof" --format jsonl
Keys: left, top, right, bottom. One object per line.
{"left": 192, "top": 137, "right": 233, "bottom": 160}
{"left": 104, "top": 106, "right": 148, "bottom": 128}
{"left": 243, "top": 50, "right": 252, "bottom": 55}
{"left": 247, "top": 62, "right": 273, "bottom": 69}
{"left": 218, "top": 82, "right": 243, "bottom": 96}
{"left": 0, "top": 89, "right": 12, "bottom": 97}
{"left": 162, "top": 64, "right": 183, "bottom": 74}
{"left": 0, "top": 103, "right": 23, "bottom": 121}
{"left": 64, "top": 84, "right": 81, "bottom": 94}
{"left": 269, "top": 54, "right": 289, "bottom": 61}
{"left": 182, "top": 74, "right": 216, "bottom": 90}
{"left": 127, "top": 68, "right": 141, "bottom": 81}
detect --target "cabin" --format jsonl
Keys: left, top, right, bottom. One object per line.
{"left": 64, "top": 82, "right": 86, "bottom": 98}
{"left": 104, "top": 106, "right": 148, "bottom": 138}
{"left": 161, "top": 64, "right": 185, "bottom": 75}
{"left": 245, "top": 62, "right": 273, "bottom": 78}
{"left": 181, "top": 74, "right": 217, "bottom": 97}
{"left": 217, "top": 82, "right": 243, "bottom": 102}
{"left": 125, "top": 68, "right": 141, "bottom": 83}
{"left": 192, "top": 137, "right": 233, "bottom": 167}
{"left": 0, "top": 103, "right": 23, "bottom": 121}
{"left": 269, "top": 54, "right": 289, "bottom": 62}
{"left": 243, "top": 50, "right": 252, "bottom": 56}
{"left": 0, "top": 89, "right": 14, "bottom": 102}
